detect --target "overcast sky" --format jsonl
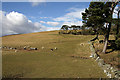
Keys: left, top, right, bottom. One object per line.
{"left": 0, "top": 1, "right": 119, "bottom": 36}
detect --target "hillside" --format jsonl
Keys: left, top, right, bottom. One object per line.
{"left": 2, "top": 31, "right": 107, "bottom": 78}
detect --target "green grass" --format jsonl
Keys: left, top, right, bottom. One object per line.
{"left": 2, "top": 31, "right": 107, "bottom": 78}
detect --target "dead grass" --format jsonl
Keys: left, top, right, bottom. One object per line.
{"left": 2, "top": 31, "right": 107, "bottom": 78}
{"left": 93, "top": 35, "right": 119, "bottom": 70}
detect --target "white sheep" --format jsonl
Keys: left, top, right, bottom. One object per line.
{"left": 80, "top": 43, "right": 84, "bottom": 46}
{"left": 55, "top": 47, "right": 57, "bottom": 50}
{"left": 42, "top": 47, "right": 44, "bottom": 49}
{"left": 30, "top": 48, "right": 37, "bottom": 50}
{"left": 10, "top": 47, "right": 13, "bottom": 50}
{"left": 15, "top": 50, "right": 18, "bottom": 52}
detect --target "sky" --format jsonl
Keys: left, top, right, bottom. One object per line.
{"left": 1, "top": 2, "right": 90, "bottom": 36}
{"left": 0, "top": 1, "right": 119, "bottom": 36}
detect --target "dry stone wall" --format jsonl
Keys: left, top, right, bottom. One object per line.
{"left": 88, "top": 41, "right": 120, "bottom": 79}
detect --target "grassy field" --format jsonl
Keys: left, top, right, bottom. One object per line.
{"left": 2, "top": 31, "right": 107, "bottom": 78}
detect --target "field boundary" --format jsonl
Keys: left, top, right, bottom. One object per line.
{"left": 88, "top": 41, "right": 120, "bottom": 79}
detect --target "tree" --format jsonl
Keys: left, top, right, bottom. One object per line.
{"left": 102, "top": 1, "right": 119, "bottom": 53}
{"left": 82, "top": 2, "right": 105, "bottom": 40}
{"left": 71, "top": 25, "right": 77, "bottom": 30}
{"left": 61, "top": 25, "right": 69, "bottom": 30}
{"left": 82, "top": 1, "right": 120, "bottom": 53}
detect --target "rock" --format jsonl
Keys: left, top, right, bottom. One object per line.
{"left": 89, "top": 54, "right": 94, "bottom": 58}
{"left": 104, "top": 70, "right": 107, "bottom": 73}
{"left": 93, "top": 53, "right": 98, "bottom": 59}
{"left": 104, "top": 64, "right": 111, "bottom": 70}
{"left": 98, "top": 59, "right": 105, "bottom": 67}
{"left": 115, "top": 74, "right": 119, "bottom": 78}
{"left": 95, "top": 56, "right": 100, "bottom": 62}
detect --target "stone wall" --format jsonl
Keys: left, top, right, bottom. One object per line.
{"left": 88, "top": 41, "right": 120, "bottom": 79}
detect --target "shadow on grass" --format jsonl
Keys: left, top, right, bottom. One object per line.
{"left": 106, "top": 40, "right": 120, "bottom": 54}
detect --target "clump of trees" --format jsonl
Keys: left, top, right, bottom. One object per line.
{"left": 59, "top": 25, "right": 82, "bottom": 35}
{"left": 82, "top": 1, "right": 120, "bottom": 53}
{"left": 59, "top": 25, "right": 96, "bottom": 35}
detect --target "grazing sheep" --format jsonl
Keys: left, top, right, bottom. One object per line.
{"left": 80, "top": 43, "right": 84, "bottom": 46}
{"left": 14, "top": 48, "right": 17, "bottom": 50}
{"left": 30, "top": 48, "right": 37, "bottom": 50}
{"left": 51, "top": 49, "right": 53, "bottom": 51}
{"left": 55, "top": 47, "right": 57, "bottom": 50}
{"left": 24, "top": 47, "right": 26, "bottom": 50}
{"left": 15, "top": 50, "right": 18, "bottom": 52}
{"left": 42, "top": 47, "right": 44, "bottom": 49}
{"left": 34, "top": 48, "right": 37, "bottom": 50}
{"left": 4, "top": 46, "right": 7, "bottom": 49}
{"left": 13, "top": 47, "right": 17, "bottom": 50}
{"left": 10, "top": 47, "right": 13, "bottom": 50}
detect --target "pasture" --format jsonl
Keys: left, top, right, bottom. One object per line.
{"left": 2, "top": 31, "right": 107, "bottom": 78}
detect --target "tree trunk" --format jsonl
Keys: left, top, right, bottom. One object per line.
{"left": 103, "top": 23, "right": 109, "bottom": 42}
{"left": 115, "top": 11, "right": 120, "bottom": 40}
{"left": 102, "top": 39, "right": 108, "bottom": 53}
{"left": 102, "top": 22, "right": 111, "bottom": 53}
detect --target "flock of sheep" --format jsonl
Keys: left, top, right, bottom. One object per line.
{"left": 0, "top": 45, "right": 58, "bottom": 52}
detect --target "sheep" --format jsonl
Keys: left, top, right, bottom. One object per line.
{"left": 34, "top": 48, "right": 37, "bottom": 50}
{"left": 24, "top": 47, "right": 26, "bottom": 50}
{"left": 80, "top": 43, "right": 84, "bottom": 46}
{"left": 15, "top": 50, "right": 18, "bottom": 52}
{"left": 41, "top": 47, "right": 44, "bottom": 49}
{"left": 30, "top": 48, "right": 37, "bottom": 50}
{"left": 10, "top": 47, "right": 13, "bottom": 50}
{"left": 12, "top": 47, "right": 17, "bottom": 50}
{"left": 24, "top": 46, "right": 27, "bottom": 50}
{"left": 4, "top": 46, "right": 7, "bottom": 49}
{"left": 51, "top": 49, "right": 53, "bottom": 51}
{"left": 55, "top": 47, "right": 57, "bottom": 50}
{"left": 14, "top": 48, "right": 17, "bottom": 50}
